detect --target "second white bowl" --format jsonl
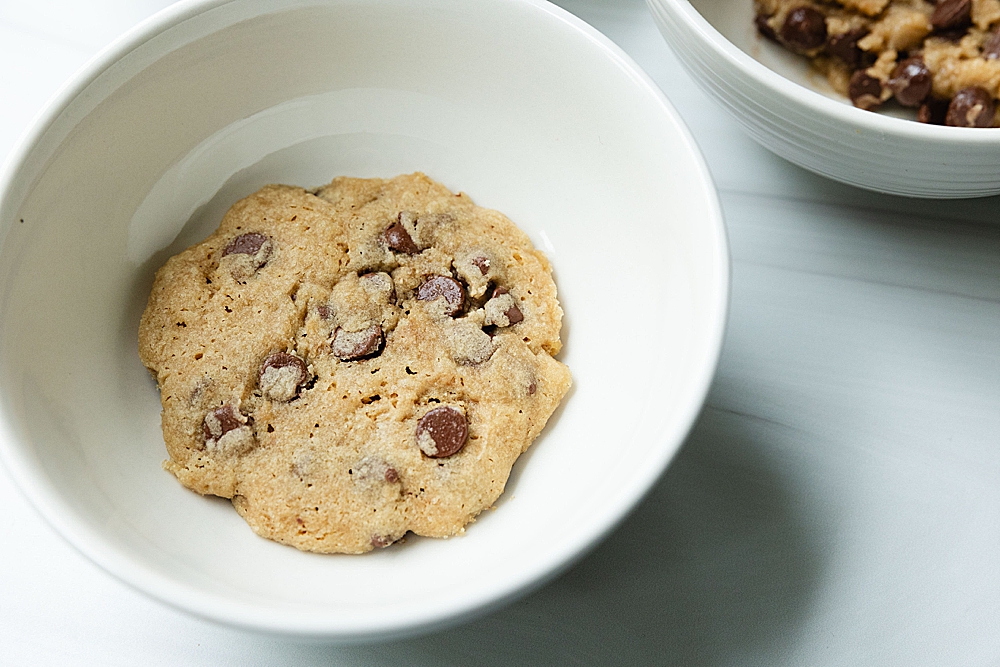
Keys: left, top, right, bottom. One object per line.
{"left": 648, "top": 0, "right": 1000, "bottom": 198}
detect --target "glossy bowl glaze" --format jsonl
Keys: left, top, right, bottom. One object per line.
{"left": 647, "top": 0, "right": 1000, "bottom": 198}
{"left": 0, "top": 0, "right": 728, "bottom": 640}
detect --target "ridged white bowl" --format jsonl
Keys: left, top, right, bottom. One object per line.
{"left": 647, "top": 0, "right": 1000, "bottom": 198}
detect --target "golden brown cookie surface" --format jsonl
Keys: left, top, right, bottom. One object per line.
{"left": 138, "top": 173, "right": 571, "bottom": 553}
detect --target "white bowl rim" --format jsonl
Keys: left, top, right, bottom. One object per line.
{"left": 0, "top": 0, "right": 730, "bottom": 638}
{"left": 652, "top": 0, "right": 1000, "bottom": 145}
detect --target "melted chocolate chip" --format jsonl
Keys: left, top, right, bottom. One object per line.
{"left": 889, "top": 57, "right": 932, "bottom": 107}
{"left": 937, "top": 26, "right": 969, "bottom": 42}
{"left": 416, "top": 406, "right": 468, "bottom": 458}
{"left": 385, "top": 467, "right": 400, "bottom": 483}
{"left": 223, "top": 232, "right": 269, "bottom": 257}
{"left": 260, "top": 352, "right": 306, "bottom": 380}
{"left": 984, "top": 30, "right": 1000, "bottom": 59}
{"left": 202, "top": 405, "right": 247, "bottom": 445}
{"left": 417, "top": 275, "right": 465, "bottom": 316}
{"left": 780, "top": 6, "right": 827, "bottom": 52}
{"left": 383, "top": 220, "right": 419, "bottom": 254}
{"left": 849, "top": 70, "right": 884, "bottom": 110}
{"left": 471, "top": 255, "right": 491, "bottom": 275}
{"left": 826, "top": 28, "right": 867, "bottom": 68}
{"left": 331, "top": 324, "right": 384, "bottom": 361}
{"left": 918, "top": 98, "right": 949, "bottom": 124}
{"left": 486, "top": 286, "right": 523, "bottom": 326}
{"left": 755, "top": 12, "right": 778, "bottom": 41}
{"left": 946, "top": 87, "right": 995, "bottom": 127}
{"left": 221, "top": 233, "right": 272, "bottom": 278}
{"left": 258, "top": 352, "right": 308, "bottom": 402}
{"left": 931, "top": 0, "right": 971, "bottom": 31}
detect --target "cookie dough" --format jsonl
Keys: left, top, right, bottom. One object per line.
{"left": 138, "top": 173, "right": 571, "bottom": 553}
{"left": 755, "top": 0, "right": 1000, "bottom": 126}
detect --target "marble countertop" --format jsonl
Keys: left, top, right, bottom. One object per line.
{"left": 1, "top": 1, "right": 997, "bottom": 664}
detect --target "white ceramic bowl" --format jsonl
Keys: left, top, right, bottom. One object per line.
{"left": 0, "top": 0, "right": 728, "bottom": 640}
{"left": 647, "top": 0, "right": 1000, "bottom": 198}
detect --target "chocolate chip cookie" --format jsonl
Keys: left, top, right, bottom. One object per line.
{"left": 756, "top": 0, "right": 1000, "bottom": 126}
{"left": 138, "top": 173, "right": 571, "bottom": 553}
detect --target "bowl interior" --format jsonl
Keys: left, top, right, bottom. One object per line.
{"left": 0, "top": 0, "right": 726, "bottom": 638}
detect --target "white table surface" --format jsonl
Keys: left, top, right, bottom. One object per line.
{"left": 2, "top": 1, "right": 998, "bottom": 664}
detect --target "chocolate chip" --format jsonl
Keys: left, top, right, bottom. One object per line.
{"left": 984, "top": 30, "right": 1000, "bottom": 60}
{"left": 454, "top": 251, "right": 497, "bottom": 301}
{"left": 371, "top": 534, "right": 398, "bottom": 548}
{"left": 223, "top": 232, "right": 269, "bottom": 257}
{"left": 331, "top": 324, "right": 384, "bottom": 360}
{"left": 202, "top": 404, "right": 252, "bottom": 451}
{"left": 417, "top": 275, "right": 465, "bottom": 316}
{"left": 931, "top": 0, "right": 970, "bottom": 31}
{"left": 221, "top": 233, "right": 272, "bottom": 278}
{"left": 259, "top": 352, "right": 308, "bottom": 402}
{"left": 889, "top": 57, "right": 932, "bottom": 107}
{"left": 203, "top": 405, "right": 243, "bottom": 441}
{"left": 755, "top": 12, "right": 777, "bottom": 41}
{"left": 826, "top": 28, "right": 867, "bottom": 68}
{"left": 937, "top": 26, "right": 970, "bottom": 42}
{"left": 382, "top": 220, "right": 419, "bottom": 254}
{"left": 848, "top": 70, "right": 884, "bottom": 110}
{"left": 946, "top": 87, "right": 996, "bottom": 127}
{"left": 354, "top": 456, "right": 400, "bottom": 485}
{"left": 780, "top": 6, "right": 827, "bottom": 52}
{"left": 471, "top": 255, "right": 491, "bottom": 275}
{"left": 416, "top": 406, "right": 468, "bottom": 458}
{"left": 918, "top": 98, "right": 949, "bottom": 124}
{"left": 260, "top": 352, "right": 306, "bottom": 378}
{"left": 484, "top": 286, "right": 523, "bottom": 327}
{"left": 492, "top": 287, "right": 523, "bottom": 323}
